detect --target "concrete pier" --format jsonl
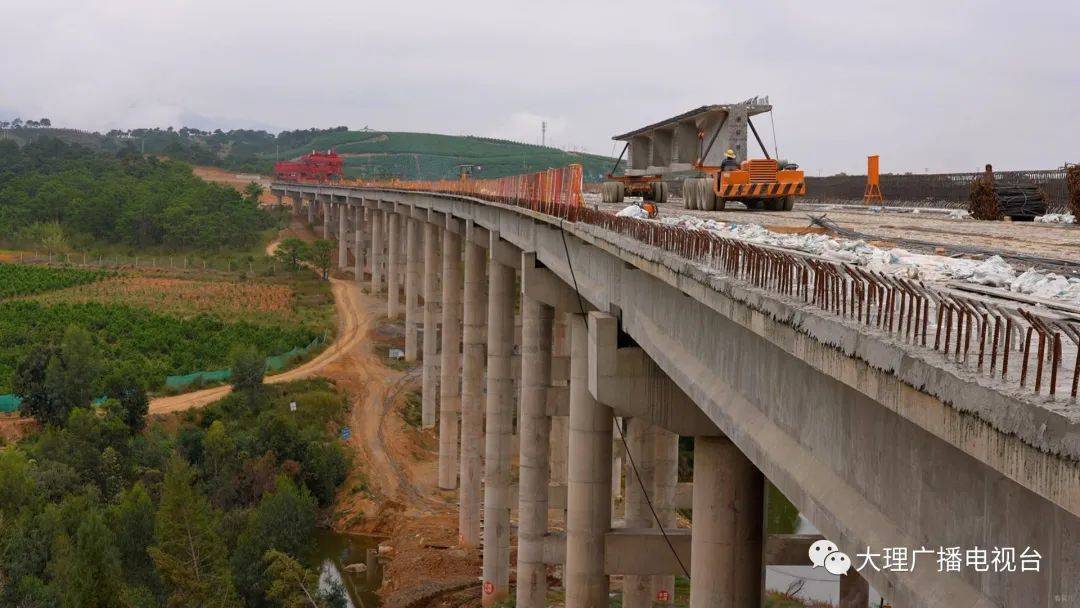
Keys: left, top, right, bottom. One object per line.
{"left": 516, "top": 295, "right": 554, "bottom": 608}
{"left": 369, "top": 208, "right": 384, "bottom": 293}
{"left": 458, "top": 237, "right": 487, "bottom": 548}
{"left": 565, "top": 312, "right": 613, "bottom": 607}
{"left": 622, "top": 418, "right": 656, "bottom": 608}
{"left": 689, "top": 436, "right": 763, "bottom": 608}
{"left": 322, "top": 200, "right": 331, "bottom": 239}
{"left": 306, "top": 196, "right": 314, "bottom": 225}
{"left": 422, "top": 221, "right": 442, "bottom": 428}
{"left": 338, "top": 200, "right": 348, "bottom": 269}
{"left": 652, "top": 428, "right": 679, "bottom": 606}
{"left": 438, "top": 223, "right": 463, "bottom": 490}
{"left": 481, "top": 256, "right": 516, "bottom": 606}
{"left": 386, "top": 211, "right": 402, "bottom": 319}
{"left": 354, "top": 205, "right": 365, "bottom": 282}
{"left": 404, "top": 217, "right": 421, "bottom": 360}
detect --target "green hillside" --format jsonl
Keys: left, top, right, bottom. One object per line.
{"left": 0, "top": 125, "right": 621, "bottom": 182}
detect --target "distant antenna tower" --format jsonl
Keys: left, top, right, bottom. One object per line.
{"left": 542, "top": 121, "right": 546, "bottom": 147}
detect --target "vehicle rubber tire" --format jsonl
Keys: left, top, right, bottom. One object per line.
{"left": 659, "top": 181, "right": 669, "bottom": 203}
{"left": 764, "top": 198, "right": 782, "bottom": 211}
{"left": 600, "top": 182, "right": 610, "bottom": 203}
{"left": 699, "top": 178, "right": 717, "bottom": 211}
{"left": 782, "top": 196, "right": 795, "bottom": 211}
{"left": 683, "top": 179, "right": 696, "bottom": 209}
{"left": 715, "top": 195, "right": 727, "bottom": 211}
{"left": 614, "top": 182, "right": 625, "bottom": 204}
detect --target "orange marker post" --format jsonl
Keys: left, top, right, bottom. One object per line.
{"left": 864, "top": 155, "right": 884, "bottom": 204}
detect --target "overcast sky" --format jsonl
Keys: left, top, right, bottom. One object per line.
{"left": 2, "top": 0, "right": 1078, "bottom": 175}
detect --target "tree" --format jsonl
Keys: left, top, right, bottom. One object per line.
{"left": 274, "top": 237, "right": 310, "bottom": 269}
{"left": 264, "top": 550, "right": 344, "bottom": 608}
{"left": 104, "top": 370, "right": 149, "bottom": 433}
{"left": 48, "top": 510, "right": 124, "bottom": 608}
{"left": 0, "top": 449, "right": 35, "bottom": 516}
{"left": 107, "top": 483, "right": 158, "bottom": 590}
{"left": 14, "top": 325, "right": 100, "bottom": 426}
{"left": 306, "top": 239, "right": 333, "bottom": 280}
{"left": 231, "top": 477, "right": 317, "bottom": 605}
{"left": 230, "top": 346, "right": 265, "bottom": 411}
{"left": 243, "top": 182, "right": 264, "bottom": 204}
{"left": 16, "top": 221, "right": 69, "bottom": 255}
{"left": 40, "top": 118, "right": 51, "bottom": 127}
{"left": 148, "top": 458, "right": 239, "bottom": 608}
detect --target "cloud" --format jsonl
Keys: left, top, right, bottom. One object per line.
{"left": 1, "top": 0, "right": 1078, "bottom": 174}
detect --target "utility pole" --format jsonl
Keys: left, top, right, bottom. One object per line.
{"left": 541, "top": 121, "right": 546, "bottom": 147}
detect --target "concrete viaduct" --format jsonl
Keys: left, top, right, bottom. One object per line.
{"left": 272, "top": 183, "right": 1080, "bottom": 608}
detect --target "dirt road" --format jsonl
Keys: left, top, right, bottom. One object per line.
{"left": 147, "top": 276, "right": 365, "bottom": 415}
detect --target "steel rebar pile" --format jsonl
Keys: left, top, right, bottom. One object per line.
{"left": 1067, "top": 165, "right": 1080, "bottom": 224}
{"left": 969, "top": 178, "right": 1002, "bottom": 220}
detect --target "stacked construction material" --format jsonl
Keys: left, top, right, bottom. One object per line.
{"left": 994, "top": 184, "right": 1047, "bottom": 220}
{"left": 1067, "top": 165, "right": 1080, "bottom": 223}
{"left": 969, "top": 178, "right": 1002, "bottom": 220}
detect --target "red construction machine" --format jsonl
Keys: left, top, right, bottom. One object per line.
{"left": 274, "top": 150, "right": 344, "bottom": 182}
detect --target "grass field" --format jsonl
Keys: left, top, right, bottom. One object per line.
{"left": 0, "top": 263, "right": 108, "bottom": 297}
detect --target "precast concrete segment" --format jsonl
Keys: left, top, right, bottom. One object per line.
{"left": 386, "top": 212, "right": 402, "bottom": 319}
{"left": 354, "top": 205, "right": 365, "bottom": 283}
{"left": 404, "top": 217, "right": 422, "bottom": 361}
{"left": 689, "top": 436, "right": 763, "bottom": 608}
{"left": 338, "top": 202, "right": 348, "bottom": 270}
{"left": 622, "top": 417, "right": 656, "bottom": 608}
{"left": 651, "top": 427, "right": 680, "bottom": 606}
{"left": 369, "top": 209, "right": 384, "bottom": 294}
{"left": 565, "top": 312, "right": 613, "bottom": 608}
{"left": 516, "top": 296, "right": 554, "bottom": 608}
{"left": 459, "top": 238, "right": 487, "bottom": 548}
{"left": 438, "top": 227, "right": 463, "bottom": 490}
{"left": 422, "top": 221, "right": 442, "bottom": 428}
{"left": 482, "top": 258, "right": 516, "bottom": 606}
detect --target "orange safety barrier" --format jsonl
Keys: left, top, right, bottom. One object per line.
{"left": 352, "top": 164, "right": 584, "bottom": 218}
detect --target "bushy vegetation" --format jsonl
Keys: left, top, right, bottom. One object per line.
{"left": 0, "top": 263, "right": 108, "bottom": 298}
{"left": 0, "top": 301, "right": 320, "bottom": 394}
{"left": 0, "top": 137, "right": 275, "bottom": 251}
{"left": 0, "top": 371, "right": 351, "bottom": 608}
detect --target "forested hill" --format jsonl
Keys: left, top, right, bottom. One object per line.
{"left": 0, "top": 137, "right": 273, "bottom": 252}
{"left": 1, "top": 125, "right": 622, "bottom": 182}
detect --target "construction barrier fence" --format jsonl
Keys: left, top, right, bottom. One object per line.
{"left": 347, "top": 164, "right": 585, "bottom": 217}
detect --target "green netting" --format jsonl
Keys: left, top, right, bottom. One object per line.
{"left": 165, "top": 333, "right": 328, "bottom": 391}
{"left": 2, "top": 333, "right": 330, "bottom": 410}
{"left": 0, "top": 394, "right": 21, "bottom": 413}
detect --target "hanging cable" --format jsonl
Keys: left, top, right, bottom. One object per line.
{"left": 769, "top": 109, "right": 780, "bottom": 160}
{"left": 557, "top": 217, "right": 691, "bottom": 580}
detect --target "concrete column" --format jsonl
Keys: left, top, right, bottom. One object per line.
{"left": 422, "top": 222, "right": 442, "bottom": 428}
{"left": 386, "top": 211, "right": 402, "bottom": 319}
{"left": 516, "top": 296, "right": 554, "bottom": 608}
{"left": 370, "top": 209, "right": 384, "bottom": 293}
{"left": 404, "top": 218, "right": 422, "bottom": 360}
{"left": 622, "top": 418, "right": 656, "bottom": 608}
{"left": 306, "top": 196, "right": 314, "bottom": 225}
{"left": 458, "top": 239, "right": 487, "bottom": 548}
{"left": 481, "top": 257, "right": 515, "bottom": 606}
{"left": 565, "top": 312, "right": 612, "bottom": 608}
{"left": 337, "top": 201, "right": 348, "bottom": 270}
{"left": 612, "top": 419, "right": 623, "bottom": 509}
{"left": 652, "top": 428, "right": 680, "bottom": 606}
{"left": 550, "top": 313, "right": 570, "bottom": 490}
{"left": 354, "top": 205, "right": 365, "bottom": 283}
{"left": 322, "top": 200, "right": 331, "bottom": 239}
{"left": 840, "top": 571, "right": 871, "bottom": 608}
{"left": 438, "top": 227, "right": 463, "bottom": 490}
{"left": 689, "top": 436, "right": 764, "bottom": 608}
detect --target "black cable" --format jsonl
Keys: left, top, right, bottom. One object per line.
{"left": 557, "top": 217, "right": 691, "bottom": 580}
